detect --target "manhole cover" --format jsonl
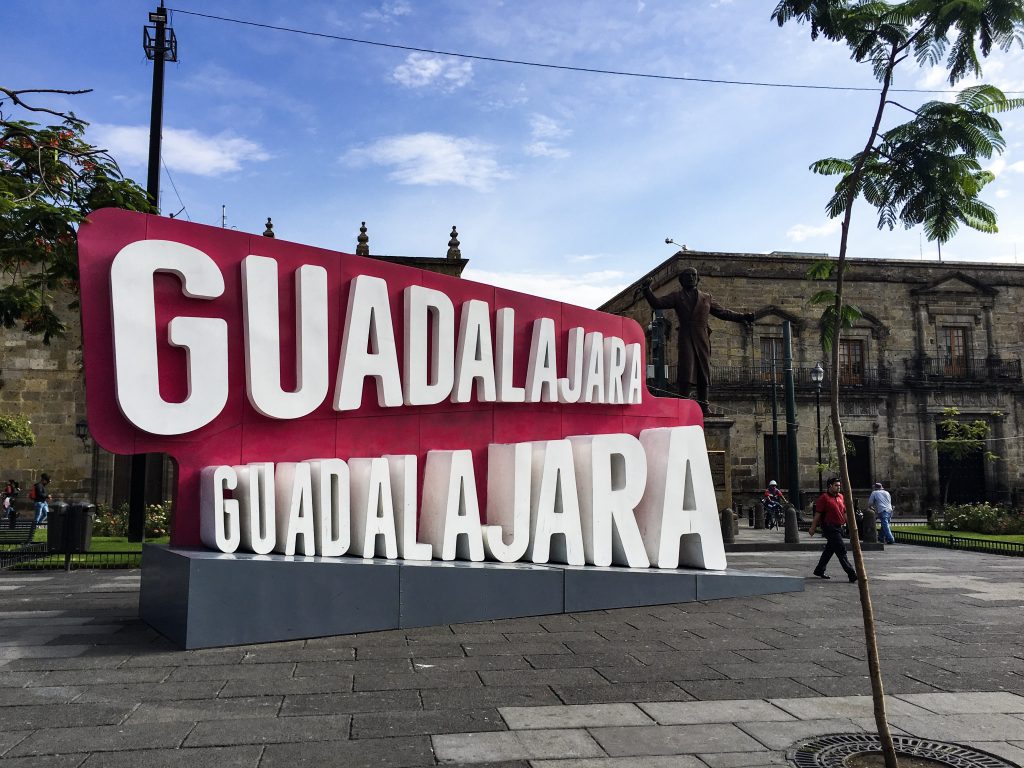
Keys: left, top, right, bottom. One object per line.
{"left": 789, "top": 734, "right": 1018, "bottom": 768}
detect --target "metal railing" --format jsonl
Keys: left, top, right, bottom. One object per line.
{"left": 892, "top": 529, "right": 1024, "bottom": 556}
{"left": 709, "top": 365, "right": 893, "bottom": 390}
{"left": 903, "top": 357, "right": 1022, "bottom": 383}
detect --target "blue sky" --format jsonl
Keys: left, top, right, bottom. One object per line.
{"left": 5, "top": 1, "right": 1024, "bottom": 307}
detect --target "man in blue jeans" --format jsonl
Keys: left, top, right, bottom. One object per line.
{"left": 32, "top": 473, "right": 51, "bottom": 525}
{"left": 868, "top": 481, "right": 895, "bottom": 544}
{"left": 808, "top": 477, "right": 858, "bottom": 582}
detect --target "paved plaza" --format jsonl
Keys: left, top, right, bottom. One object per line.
{"left": 1, "top": 536, "right": 1023, "bottom": 767}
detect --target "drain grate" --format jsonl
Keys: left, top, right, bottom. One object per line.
{"left": 789, "top": 733, "right": 1018, "bottom": 768}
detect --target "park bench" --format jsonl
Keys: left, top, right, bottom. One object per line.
{"left": 0, "top": 517, "right": 46, "bottom": 568}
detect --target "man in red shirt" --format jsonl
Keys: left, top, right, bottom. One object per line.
{"left": 808, "top": 476, "right": 858, "bottom": 582}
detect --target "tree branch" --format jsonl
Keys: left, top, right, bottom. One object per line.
{"left": 0, "top": 87, "right": 92, "bottom": 123}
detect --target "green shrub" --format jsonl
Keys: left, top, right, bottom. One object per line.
{"left": 932, "top": 502, "right": 1024, "bottom": 535}
{"left": 92, "top": 500, "right": 172, "bottom": 538}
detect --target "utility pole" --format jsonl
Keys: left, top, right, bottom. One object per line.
{"left": 131, "top": 3, "right": 177, "bottom": 542}
{"left": 783, "top": 321, "right": 801, "bottom": 508}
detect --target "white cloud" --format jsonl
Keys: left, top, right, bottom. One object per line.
{"left": 462, "top": 268, "right": 629, "bottom": 309}
{"left": 787, "top": 220, "right": 841, "bottom": 243}
{"left": 343, "top": 133, "right": 511, "bottom": 191}
{"left": 92, "top": 124, "right": 269, "bottom": 176}
{"left": 392, "top": 53, "right": 473, "bottom": 90}
{"left": 361, "top": 1, "right": 412, "bottom": 24}
{"left": 525, "top": 114, "right": 571, "bottom": 159}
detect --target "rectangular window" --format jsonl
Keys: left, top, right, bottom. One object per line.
{"left": 760, "top": 337, "right": 783, "bottom": 382}
{"left": 942, "top": 326, "right": 968, "bottom": 378}
{"left": 838, "top": 339, "right": 864, "bottom": 385}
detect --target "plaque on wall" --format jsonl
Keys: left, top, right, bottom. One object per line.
{"left": 708, "top": 450, "right": 726, "bottom": 489}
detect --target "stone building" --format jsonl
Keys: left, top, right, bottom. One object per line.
{"left": 0, "top": 221, "right": 468, "bottom": 509}
{"left": 600, "top": 250, "right": 1023, "bottom": 514}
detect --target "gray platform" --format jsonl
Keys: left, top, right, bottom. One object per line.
{"left": 139, "top": 545, "right": 804, "bottom": 649}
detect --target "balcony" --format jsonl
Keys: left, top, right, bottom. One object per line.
{"left": 904, "top": 356, "right": 1022, "bottom": 384}
{"left": 706, "top": 365, "right": 893, "bottom": 391}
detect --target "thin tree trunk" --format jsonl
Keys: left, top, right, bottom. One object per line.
{"left": 827, "top": 42, "right": 901, "bottom": 768}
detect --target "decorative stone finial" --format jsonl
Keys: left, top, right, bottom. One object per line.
{"left": 446, "top": 226, "right": 461, "bottom": 260}
{"left": 356, "top": 221, "right": 370, "bottom": 256}
{"left": 263, "top": 217, "right": 275, "bottom": 238}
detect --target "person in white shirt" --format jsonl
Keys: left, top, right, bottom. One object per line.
{"left": 867, "top": 482, "right": 894, "bottom": 544}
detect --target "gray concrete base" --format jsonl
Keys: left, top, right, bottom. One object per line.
{"left": 139, "top": 545, "right": 804, "bottom": 649}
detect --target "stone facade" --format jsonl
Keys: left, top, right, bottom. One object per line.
{"left": 601, "top": 250, "right": 1024, "bottom": 514}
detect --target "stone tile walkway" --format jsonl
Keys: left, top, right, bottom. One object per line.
{"left": 1, "top": 541, "right": 1022, "bottom": 766}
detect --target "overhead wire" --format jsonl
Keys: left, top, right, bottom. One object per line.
{"left": 161, "top": 157, "right": 190, "bottom": 222}
{"left": 166, "top": 8, "right": 1019, "bottom": 95}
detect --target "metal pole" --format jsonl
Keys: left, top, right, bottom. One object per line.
{"left": 815, "top": 382, "right": 823, "bottom": 493}
{"left": 783, "top": 321, "right": 800, "bottom": 507}
{"left": 131, "top": 3, "right": 169, "bottom": 543}
{"left": 771, "top": 348, "right": 780, "bottom": 486}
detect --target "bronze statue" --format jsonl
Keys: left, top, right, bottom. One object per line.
{"left": 642, "top": 267, "right": 754, "bottom": 415}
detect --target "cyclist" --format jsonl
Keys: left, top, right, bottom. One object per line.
{"left": 762, "top": 480, "right": 788, "bottom": 530}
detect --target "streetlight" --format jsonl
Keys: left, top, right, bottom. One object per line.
{"left": 811, "top": 362, "right": 825, "bottom": 492}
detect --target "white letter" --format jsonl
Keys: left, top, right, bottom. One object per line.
{"left": 581, "top": 331, "right": 605, "bottom": 403}
{"left": 635, "top": 426, "right": 727, "bottom": 570}
{"left": 349, "top": 457, "right": 399, "bottom": 558}
{"left": 603, "top": 337, "right": 626, "bottom": 405}
{"left": 200, "top": 465, "right": 239, "bottom": 553}
{"left": 482, "top": 442, "right": 532, "bottom": 563}
{"left": 623, "top": 343, "right": 643, "bottom": 404}
{"left": 403, "top": 286, "right": 455, "bottom": 405}
{"left": 308, "top": 459, "right": 350, "bottom": 557}
{"left": 557, "top": 327, "right": 584, "bottom": 403}
{"left": 495, "top": 308, "right": 526, "bottom": 403}
{"left": 235, "top": 463, "right": 276, "bottom": 555}
{"left": 525, "top": 317, "right": 558, "bottom": 403}
{"left": 386, "top": 454, "right": 433, "bottom": 560}
{"left": 451, "top": 300, "right": 497, "bottom": 403}
{"left": 242, "top": 256, "right": 329, "bottom": 420}
{"left": 528, "top": 440, "right": 585, "bottom": 565}
{"left": 334, "top": 275, "right": 403, "bottom": 411}
{"left": 110, "top": 240, "right": 227, "bottom": 435}
{"left": 421, "top": 450, "right": 485, "bottom": 561}
{"left": 569, "top": 434, "right": 649, "bottom": 567}
{"left": 274, "top": 462, "right": 316, "bottom": 556}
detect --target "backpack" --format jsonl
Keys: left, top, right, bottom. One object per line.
{"left": 28, "top": 484, "right": 38, "bottom": 501}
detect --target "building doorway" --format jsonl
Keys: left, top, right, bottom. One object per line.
{"left": 936, "top": 422, "right": 988, "bottom": 504}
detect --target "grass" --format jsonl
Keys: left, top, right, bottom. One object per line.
{"left": 30, "top": 529, "right": 171, "bottom": 550}
{"left": 891, "top": 525, "right": 1024, "bottom": 544}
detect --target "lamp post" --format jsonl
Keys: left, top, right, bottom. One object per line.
{"left": 811, "top": 362, "right": 824, "bottom": 493}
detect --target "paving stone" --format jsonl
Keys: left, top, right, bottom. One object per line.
{"left": 184, "top": 714, "right": 351, "bottom": 747}
{"left": 888, "top": 713, "right": 1024, "bottom": 741}
{"left": 238, "top": 647, "right": 355, "bottom": 664}
{"left": 352, "top": 707, "right": 505, "bottom": 738}
{"left": 2, "top": 654, "right": 132, "bottom": 671}
{"left": 30, "top": 667, "right": 173, "bottom": 686}
{"left": 432, "top": 729, "right": 604, "bottom": 762}
{"left": 411, "top": 655, "right": 531, "bottom": 672}
{"left": 597, "top": 664, "right": 726, "bottom": 684}
{"left": 500, "top": 703, "right": 653, "bottom": 729}
{"left": 168, "top": 663, "right": 295, "bottom": 682}
{"left": 219, "top": 674, "right": 352, "bottom": 697}
{"left": 768, "top": 694, "right": 935, "bottom": 719}
{"left": 6, "top": 722, "right": 195, "bottom": 757}
{"left": 353, "top": 670, "right": 482, "bottom": 691}
{"left": 0, "top": 729, "right": 32, "bottom": 757}
{"left": 677, "top": 679, "right": 820, "bottom": 701}
{"left": 591, "top": 723, "right": 765, "bottom": 756}
{"left": 698, "top": 750, "right": 791, "bottom": 767}
{"left": 639, "top": 700, "right": 794, "bottom": 725}
{"left": 0, "top": 646, "right": 93, "bottom": 661}
{"left": 261, "top": 735, "right": 433, "bottom": 768}
{"left": 281, "top": 689, "right": 421, "bottom": 717}
{"left": 462, "top": 642, "right": 571, "bottom": 657}
{"left": 0, "top": 685, "right": 80, "bottom": 705}
{"left": 118, "top": 649, "right": 247, "bottom": 667}
{"left": 1, "top": 702, "right": 132, "bottom": 730}
{"left": 709, "top": 662, "right": 839, "bottom": 680}
{"left": 0, "top": 755, "right": 86, "bottom": 768}
{"left": 421, "top": 685, "right": 560, "bottom": 710}
{"left": 526, "top": 652, "right": 647, "bottom": 669}
{"left": 962, "top": 741, "right": 1024, "bottom": 765}
{"left": 126, "top": 695, "right": 283, "bottom": 723}
{"left": 78, "top": 745, "right": 263, "bottom": 767}
{"left": 736, "top": 718, "right": 868, "bottom": 750}
{"left": 896, "top": 691, "right": 1024, "bottom": 713}
{"left": 481, "top": 668, "right": 608, "bottom": 687}
{"left": 532, "top": 758, "right": 705, "bottom": 768}
{"left": 553, "top": 682, "right": 693, "bottom": 706}
{"left": 293, "top": 658, "right": 414, "bottom": 677}
{"left": 791, "top": 675, "right": 942, "bottom": 697}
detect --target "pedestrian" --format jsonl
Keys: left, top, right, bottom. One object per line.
{"left": 3, "top": 479, "right": 18, "bottom": 528}
{"left": 868, "top": 481, "right": 895, "bottom": 544}
{"left": 808, "top": 476, "right": 858, "bottom": 582}
{"left": 762, "top": 480, "right": 788, "bottom": 529}
{"left": 30, "top": 473, "right": 51, "bottom": 525}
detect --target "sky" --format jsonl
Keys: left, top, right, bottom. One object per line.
{"left": 4, "top": 1, "right": 1024, "bottom": 308}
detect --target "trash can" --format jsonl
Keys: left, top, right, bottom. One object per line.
{"left": 47, "top": 502, "right": 95, "bottom": 553}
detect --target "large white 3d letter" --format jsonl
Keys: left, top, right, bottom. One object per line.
{"left": 420, "top": 450, "right": 485, "bottom": 561}
{"left": 569, "top": 434, "right": 649, "bottom": 567}
{"left": 349, "top": 458, "right": 399, "bottom": 558}
{"left": 557, "top": 327, "right": 584, "bottom": 404}
{"left": 525, "top": 318, "right": 558, "bottom": 403}
{"left": 334, "top": 275, "right": 403, "bottom": 411}
{"left": 580, "top": 331, "right": 605, "bottom": 404}
{"left": 635, "top": 426, "right": 726, "bottom": 570}
{"left": 528, "top": 440, "right": 585, "bottom": 565}
{"left": 482, "top": 442, "right": 532, "bottom": 563}
{"left": 451, "top": 300, "right": 497, "bottom": 403}
{"left": 603, "top": 336, "right": 626, "bottom": 405}
{"left": 308, "top": 458, "right": 350, "bottom": 557}
{"left": 274, "top": 462, "right": 316, "bottom": 556}
{"left": 242, "top": 256, "right": 329, "bottom": 419}
{"left": 403, "top": 286, "right": 455, "bottom": 405}
{"left": 200, "top": 465, "right": 239, "bottom": 553}
{"left": 110, "top": 240, "right": 228, "bottom": 434}
{"left": 495, "top": 308, "right": 526, "bottom": 403}
{"left": 623, "top": 343, "right": 643, "bottom": 404}
{"left": 235, "top": 463, "right": 276, "bottom": 555}
{"left": 386, "top": 454, "right": 432, "bottom": 560}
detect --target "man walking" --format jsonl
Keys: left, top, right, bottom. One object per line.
{"left": 868, "top": 481, "right": 895, "bottom": 544}
{"left": 808, "top": 476, "right": 858, "bottom": 582}
{"left": 31, "top": 473, "right": 51, "bottom": 525}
